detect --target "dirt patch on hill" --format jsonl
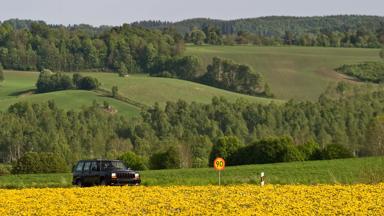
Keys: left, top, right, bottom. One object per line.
{"left": 9, "top": 89, "right": 35, "bottom": 97}
{"left": 315, "top": 67, "right": 359, "bottom": 83}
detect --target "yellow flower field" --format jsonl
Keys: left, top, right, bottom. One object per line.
{"left": 0, "top": 184, "right": 383, "bottom": 215}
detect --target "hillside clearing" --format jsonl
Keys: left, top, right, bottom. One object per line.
{"left": 187, "top": 46, "right": 381, "bottom": 100}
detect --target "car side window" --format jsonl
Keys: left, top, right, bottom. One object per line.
{"left": 83, "top": 162, "right": 91, "bottom": 172}
{"left": 101, "top": 161, "right": 110, "bottom": 171}
{"left": 90, "top": 162, "right": 98, "bottom": 171}
{"left": 75, "top": 162, "right": 84, "bottom": 172}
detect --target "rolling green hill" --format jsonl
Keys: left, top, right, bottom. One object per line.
{"left": 1, "top": 46, "right": 379, "bottom": 112}
{"left": 0, "top": 71, "right": 279, "bottom": 116}
{"left": 88, "top": 73, "right": 280, "bottom": 106}
{"left": 186, "top": 45, "right": 381, "bottom": 100}
{"left": 0, "top": 71, "right": 140, "bottom": 117}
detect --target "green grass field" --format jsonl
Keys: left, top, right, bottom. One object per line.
{"left": 186, "top": 45, "right": 381, "bottom": 100}
{"left": 1, "top": 46, "right": 380, "bottom": 114}
{"left": 0, "top": 71, "right": 140, "bottom": 117}
{"left": 0, "top": 70, "right": 280, "bottom": 116}
{"left": 0, "top": 157, "right": 382, "bottom": 188}
{"left": 87, "top": 73, "right": 280, "bottom": 106}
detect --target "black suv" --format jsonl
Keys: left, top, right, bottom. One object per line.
{"left": 72, "top": 159, "right": 141, "bottom": 187}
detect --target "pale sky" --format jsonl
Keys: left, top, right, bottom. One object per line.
{"left": 0, "top": 0, "right": 383, "bottom": 26}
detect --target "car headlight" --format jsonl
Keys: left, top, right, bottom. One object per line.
{"left": 135, "top": 173, "right": 139, "bottom": 179}
{"left": 111, "top": 173, "right": 117, "bottom": 178}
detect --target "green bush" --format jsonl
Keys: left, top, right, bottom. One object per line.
{"left": 150, "top": 147, "right": 181, "bottom": 170}
{"left": 36, "top": 71, "right": 74, "bottom": 93}
{"left": 118, "top": 151, "right": 148, "bottom": 170}
{"left": 209, "top": 136, "right": 244, "bottom": 166}
{"left": 298, "top": 140, "right": 322, "bottom": 160}
{"left": 231, "top": 137, "right": 304, "bottom": 165}
{"left": 322, "top": 144, "right": 353, "bottom": 160}
{"left": 76, "top": 76, "right": 100, "bottom": 90}
{"left": 0, "top": 62, "right": 4, "bottom": 81}
{"left": 336, "top": 62, "right": 384, "bottom": 83}
{"left": 12, "top": 152, "right": 69, "bottom": 174}
{"left": 0, "top": 164, "right": 12, "bottom": 175}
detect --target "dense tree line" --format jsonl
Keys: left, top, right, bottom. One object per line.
{"left": 0, "top": 20, "right": 184, "bottom": 72}
{"left": 136, "top": 16, "right": 384, "bottom": 48}
{"left": 1, "top": 83, "right": 384, "bottom": 170}
{"left": 150, "top": 56, "right": 271, "bottom": 97}
{"left": 184, "top": 27, "right": 384, "bottom": 48}
{"left": 336, "top": 62, "right": 384, "bottom": 83}
{"left": 210, "top": 137, "right": 352, "bottom": 166}
{"left": 200, "top": 57, "right": 268, "bottom": 96}
{"left": 135, "top": 16, "right": 384, "bottom": 36}
{"left": 149, "top": 55, "right": 202, "bottom": 80}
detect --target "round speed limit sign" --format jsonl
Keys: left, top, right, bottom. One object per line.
{"left": 214, "top": 157, "right": 225, "bottom": 171}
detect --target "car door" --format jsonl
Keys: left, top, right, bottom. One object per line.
{"left": 89, "top": 161, "right": 99, "bottom": 185}
{"left": 73, "top": 161, "right": 84, "bottom": 183}
{"left": 82, "top": 161, "right": 91, "bottom": 184}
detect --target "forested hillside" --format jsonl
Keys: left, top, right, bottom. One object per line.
{"left": 1, "top": 83, "right": 384, "bottom": 168}
{"left": 134, "top": 16, "right": 384, "bottom": 35}
{"left": 135, "top": 15, "right": 384, "bottom": 47}
{"left": 0, "top": 20, "right": 184, "bottom": 72}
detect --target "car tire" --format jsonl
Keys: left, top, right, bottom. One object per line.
{"left": 100, "top": 179, "right": 107, "bottom": 186}
{"left": 76, "top": 179, "right": 83, "bottom": 187}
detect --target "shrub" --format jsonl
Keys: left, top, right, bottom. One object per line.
{"left": 36, "top": 71, "right": 73, "bottom": 93}
{"left": 12, "top": 152, "right": 69, "bottom": 174}
{"left": 150, "top": 147, "right": 181, "bottom": 170}
{"left": 209, "top": 136, "right": 244, "bottom": 166}
{"left": 72, "top": 73, "right": 83, "bottom": 87}
{"left": 76, "top": 76, "right": 100, "bottom": 90}
{"left": 231, "top": 137, "right": 304, "bottom": 165}
{"left": 118, "top": 151, "right": 148, "bottom": 170}
{"left": 0, "top": 63, "right": 4, "bottom": 81}
{"left": 336, "top": 62, "right": 384, "bottom": 83}
{"left": 0, "top": 164, "right": 12, "bottom": 175}
{"left": 118, "top": 63, "right": 128, "bottom": 77}
{"left": 322, "top": 144, "right": 353, "bottom": 160}
{"left": 111, "top": 86, "right": 118, "bottom": 98}
{"left": 298, "top": 140, "right": 322, "bottom": 160}
{"left": 380, "top": 49, "right": 384, "bottom": 60}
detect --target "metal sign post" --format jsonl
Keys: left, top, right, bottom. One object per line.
{"left": 219, "top": 170, "right": 221, "bottom": 186}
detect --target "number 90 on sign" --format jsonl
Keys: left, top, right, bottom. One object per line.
{"left": 214, "top": 157, "right": 225, "bottom": 171}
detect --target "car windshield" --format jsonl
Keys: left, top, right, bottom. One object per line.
{"left": 103, "top": 161, "right": 126, "bottom": 170}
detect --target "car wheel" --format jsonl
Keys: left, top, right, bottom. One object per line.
{"left": 76, "top": 179, "right": 83, "bottom": 187}
{"left": 100, "top": 179, "right": 107, "bottom": 186}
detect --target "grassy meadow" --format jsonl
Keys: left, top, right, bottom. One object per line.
{"left": 187, "top": 45, "right": 381, "bottom": 100}
{"left": 1, "top": 46, "right": 379, "bottom": 114}
{"left": 0, "top": 157, "right": 382, "bottom": 188}
{"left": 0, "top": 71, "right": 141, "bottom": 117}
{"left": 87, "top": 73, "right": 280, "bottom": 106}
{"left": 0, "top": 70, "right": 280, "bottom": 115}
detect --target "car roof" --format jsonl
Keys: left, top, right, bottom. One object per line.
{"left": 77, "top": 159, "right": 121, "bottom": 162}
